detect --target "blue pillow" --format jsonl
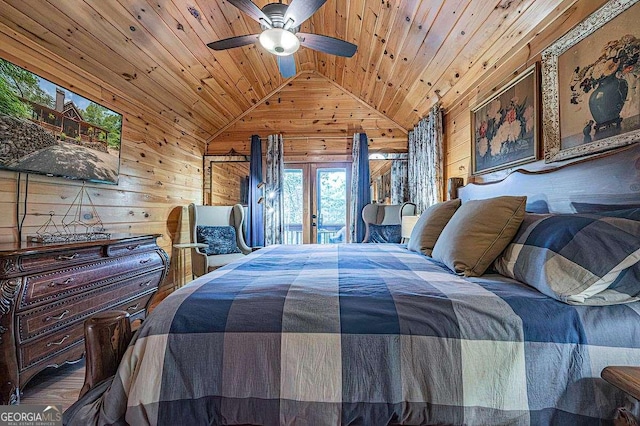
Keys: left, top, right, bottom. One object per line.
{"left": 368, "top": 224, "right": 402, "bottom": 243}
{"left": 196, "top": 226, "right": 241, "bottom": 255}
{"left": 494, "top": 209, "right": 640, "bottom": 305}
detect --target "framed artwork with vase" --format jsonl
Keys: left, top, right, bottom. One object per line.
{"left": 542, "top": 0, "right": 640, "bottom": 162}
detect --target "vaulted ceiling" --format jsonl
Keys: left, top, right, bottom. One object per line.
{"left": 0, "top": 0, "right": 576, "bottom": 145}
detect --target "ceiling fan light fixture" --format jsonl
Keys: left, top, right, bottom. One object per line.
{"left": 259, "top": 28, "right": 300, "bottom": 56}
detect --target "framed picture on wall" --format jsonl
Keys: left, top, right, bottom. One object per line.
{"left": 471, "top": 63, "right": 539, "bottom": 175}
{"left": 0, "top": 57, "right": 123, "bottom": 184}
{"left": 541, "top": 0, "right": 640, "bottom": 163}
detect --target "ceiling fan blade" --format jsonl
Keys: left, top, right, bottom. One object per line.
{"left": 228, "top": 0, "right": 272, "bottom": 26}
{"left": 207, "top": 34, "right": 259, "bottom": 51}
{"left": 297, "top": 33, "right": 357, "bottom": 57}
{"left": 283, "top": 0, "right": 327, "bottom": 29}
{"left": 277, "top": 55, "right": 296, "bottom": 78}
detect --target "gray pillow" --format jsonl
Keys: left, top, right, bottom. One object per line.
{"left": 196, "top": 225, "right": 241, "bottom": 255}
{"left": 407, "top": 199, "right": 461, "bottom": 256}
{"left": 368, "top": 224, "right": 402, "bottom": 243}
{"left": 431, "top": 196, "right": 526, "bottom": 277}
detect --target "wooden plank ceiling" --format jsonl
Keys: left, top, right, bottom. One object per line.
{"left": 0, "top": 0, "right": 574, "bottom": 146}
{"left": 207, "top": 71, "right": 407, "bottom": 155}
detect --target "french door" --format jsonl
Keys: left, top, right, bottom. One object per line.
{"left": 283, "top": 163, "right": 351, "bottom": 244}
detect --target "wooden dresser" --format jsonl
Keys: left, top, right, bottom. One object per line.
{"left": 0, "top": 234, "right": 169, "bottom": 405}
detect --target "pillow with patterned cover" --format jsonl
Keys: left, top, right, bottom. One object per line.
{"left": 494, "top": 208, "right": 640, "bottom": 305}
{"left": 368, "top": 224, "right": 402, "bottom": 243}
{"left": 196, "top": 225, "right": 241, "bottom": 255}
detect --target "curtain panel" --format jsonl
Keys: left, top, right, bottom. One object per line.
{"left": 349, "top": 133, "right": 371, "bottom": 243}
{"left": 265, "top": 134, "right": 284, "bottom": 245}
{"left": 247, "top": 134, "right": 264, "bottom": 248}
{"left": 391, "top": 159, "right": 409, "bottom": 204}
{"left": 408, "top": 103, "right": 444, "bottom": 213}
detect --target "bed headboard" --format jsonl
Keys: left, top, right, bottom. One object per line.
{"left": 458, "top": 143, "right": 640, "bottom": 213}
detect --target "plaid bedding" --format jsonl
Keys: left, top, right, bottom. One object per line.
{"left": 495, "top": 209, "right": 640, "bottom": 305}
{"left": 65, "top": 244, "right": 640, "bottom": 425}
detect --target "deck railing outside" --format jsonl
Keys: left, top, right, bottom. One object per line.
{"left": 284, "top": 223, "right": 345, "bottom": 244}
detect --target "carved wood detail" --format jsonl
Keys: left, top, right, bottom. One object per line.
{"left": 0, "top": 278, "right": 19, "bottom": 315}
{"left": 0, "top": 258, "right": 18, "bottom": 278}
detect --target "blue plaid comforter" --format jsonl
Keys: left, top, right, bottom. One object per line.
{"left": 66, "top": 244, "right": 640, "bottom": 425}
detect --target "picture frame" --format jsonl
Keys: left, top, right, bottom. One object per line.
{"left": 0, "top": 57, "right": 122, "bottom": 184}
{"left": 471, "top": 63, "right": 539, "bottom": 175}
{"left": 541, "top": 0, "right": 640, "bottom": 163}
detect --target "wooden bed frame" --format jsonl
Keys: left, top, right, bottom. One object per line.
{"left": 79, "top": 143, "right": 640, "bottom": 398}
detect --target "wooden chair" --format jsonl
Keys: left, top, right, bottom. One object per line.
{"left": 79, "top": 310, "right": 133, "bottom": 398}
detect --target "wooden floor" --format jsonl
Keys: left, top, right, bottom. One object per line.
{"left": 20, "top": 359, "right": 85, "bottom": 410}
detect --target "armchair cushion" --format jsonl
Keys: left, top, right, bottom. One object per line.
{"left": 368, "top": 224, "right": 402, "bottom": 243}
{"left": 362, "top": 202, "right": 417, "bottom": 243}
{"left": 197, "top": 225, "right": 242, "bottom": 255}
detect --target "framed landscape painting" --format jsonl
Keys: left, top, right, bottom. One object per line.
{"left": 542, "top": 0, "right": 640, "bottom": 162}
{"left": 471, "top": 63, "right": 539, "bottom": 175}
{"left": 0, "top": 57, "right": 122, "bottom": 184}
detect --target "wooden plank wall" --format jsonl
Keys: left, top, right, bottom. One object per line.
{"left": 210, "top": 162, "right": 250, "bottom": 206}
{"left": 443, "top": 0, "right": 608, "bottom": 184}
{"left": 207, "top": 72, "right": 409, "bottom": 160}
{"left": 0, "top": 23, "right": 206, "bottom": 294}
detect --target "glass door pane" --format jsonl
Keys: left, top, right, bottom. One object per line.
{"left": 315, "top": 168, "right": 347, "bottom": 244}
{"left": 283, "top": 168, "right": 304, "bottom": 244}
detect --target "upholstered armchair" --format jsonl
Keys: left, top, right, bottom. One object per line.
{"left": 361, "top": 202, "right": 417, "bottom": 243}
{"left": 188, "top": 203, "right": 252, "bottom": 277}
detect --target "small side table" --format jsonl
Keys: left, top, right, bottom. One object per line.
{"left": 602, "top": 366, "right": 640, "bottom": 424}
{"left": 172, "top": 243, "right": 208, "bottom": 290}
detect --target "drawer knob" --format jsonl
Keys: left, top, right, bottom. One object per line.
{"left": 127, "top": 303, "right": 140, "bottom": 311}
{"left": 48, "top": 277, "right": 74, "bottom": 287}
{"left": 139, "top": 281, "right": 152, "bottom": 287}
{"left": 56, "top": 253, "right": 79, "bottom": 261}
{"left": 126, "top": 244, "right": 141, "bottom": 251}
{"left": 44, "top": 309, "right": 70, "bottom": 322}
{"left": 47, "top": 334, "right": 70, "bottom": 347}
{"left": 139, "top": 258, "right": 152, "bottom": 264}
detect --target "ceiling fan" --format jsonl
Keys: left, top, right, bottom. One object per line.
{"left": 207, "top": 0, "right": 357, "bottom": 78}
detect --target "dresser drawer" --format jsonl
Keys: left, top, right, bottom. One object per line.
{"left": 113, "top": 291, "right": 156, "bottom": 319}
{"left": 19, "top": 252, "right": 165, "bottom": 309}
{"left": 19, "top": 323, "right": 85, "bottom": 371}
{"left": 17, "top": 269, "right": 163, "bottom": 342}
{"left": 106, "top": 238, "right": 159, "bottom": 257}
{"left": 19, "top": 246, "right": 105, "bottom": 273}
